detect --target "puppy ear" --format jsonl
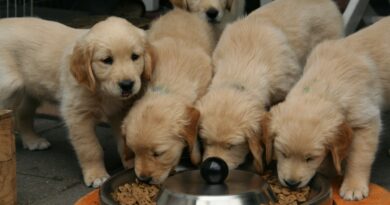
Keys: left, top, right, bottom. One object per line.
{"left": 247, "top": 130, "right": 264, "bottom": 173}
{"left": 226, "top": 0, "right": 234, "bottom": 11}
{"left": 180, "top": 106, "right": 201, "bottom": 166}
{"left": 120, "top": 123, "right": 135, "bottom": 168}
{"left": 142, "top": 43, "right": 156, "bottom": 82}
{"left": 261, "top": 113, "right": 273, "bottom": 165}
{"left": 247, "top": 112, "right": 272, "bottom": 174}
{"left": 121, "top": 134, "right": 134, "bottom": 164}
{"left": 121, "top": 123, "right": 126, "bottom": 136}
{"left": 170, "top": 0, "right": 189, "bottom": 10}
{"left": 328, "top": 122, "right": 353, "bottom": 175}
{"left": 70, "top": 40, "right": 96, "bottom": 92}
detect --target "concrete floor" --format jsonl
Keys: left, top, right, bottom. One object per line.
{"left": 15, "top": 112, "right": 390, "bottom": 205}
{"left": 16, "top": 117, "right": 121, "bottom": 205}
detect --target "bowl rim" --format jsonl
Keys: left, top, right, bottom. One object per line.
{"left": 100, "top": 168, "right": 332, "bottom": 205}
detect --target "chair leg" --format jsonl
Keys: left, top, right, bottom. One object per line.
{"left": 343, "top": 0, "right": 369, "bottom": 35}
{"left": 260, "top": 0, "right": 272, "bottom": 6}
{"left": 142, "top": 0, "right": 159, "bottom": 11}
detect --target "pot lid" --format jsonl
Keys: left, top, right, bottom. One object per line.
{"left": 163, "top": 169, "right": 269, "bottom": 196}
{"left": 162, "top": 157, "right": 270, "bottom": 196}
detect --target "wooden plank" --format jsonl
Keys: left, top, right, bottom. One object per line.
{"left": 0, "top": 110, "right": 12, "bottom": 120}
{"left": 0, "top": 110, "right": 16, "bottom": 205}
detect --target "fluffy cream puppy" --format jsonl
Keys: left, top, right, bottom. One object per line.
{"left": 269, "top": 17, "right": 390, "bottom": 200}
{"left": 170, "top": 0, "right": 245, "bottom": 38}
{"left": 0, "top": 17, "right": 152, "bottom": 187}
{"left": 121, "top": 9, "right": 214, "bottom": 184}
{"left": 196, "top": 0, "right": 343, "bottom": 172}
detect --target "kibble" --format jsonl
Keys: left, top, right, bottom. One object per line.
{"left": 262, "top": 172, "right": 311, "bottom": 205}
{"left": 112, "top": 181, "right": 160, "bottom": 205}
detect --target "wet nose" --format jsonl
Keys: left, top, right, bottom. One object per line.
{"left": 284, "top": 179, "right": 301, "bottom": 189}
{"left": 118, "top": 80, "right": 134, "bottom": 92}
{"left": 206, "top": 8, "right": 219, "bottom": 20}
{"left": 137, "top": 175, "right": 152, "bottom": 184}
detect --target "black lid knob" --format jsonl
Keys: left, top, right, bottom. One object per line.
{"left": 200, "top": 157, "right": 229, "bottom": 184}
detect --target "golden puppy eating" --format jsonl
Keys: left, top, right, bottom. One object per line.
{"left": 0, "top": 17, "right": 152, "bottom": 187}
{"left": 122, "top": 9, "right": 214, "bottom": 184}
{"left": 170, "top": 0, "right": 245, "bottom": 38}
{"left": 269, "top": 17, "right": 390, "bottom": 200}
{"left": 196, "top": 0, "right": 343, "bottom": 172}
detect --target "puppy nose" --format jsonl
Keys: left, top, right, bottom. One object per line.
{"left": 284, "top": 179, "right": 301, "bottom": 189}
{"left": 118, "top": 80, "right": 134, "bottom": 92}
{"left": 206, "top": 8, "right": 219, "bottom": 19}
{"left": 137, "top": 175, "right": 152, "bottom": 184}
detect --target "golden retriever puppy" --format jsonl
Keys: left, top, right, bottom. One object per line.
{"left": 268, "top": 17, "right": 390, "bottom": 200}
{"left": 0, "top": 17, "right": 152, "bottom": 187}
{"left": 122, "top": 9, "right": 214, "bottom": 184}
{"left": 196, "top": 0, "right": 343, "bottom": 172}
{"left": 170, "top": 0, "right": 245, "bottom": 38}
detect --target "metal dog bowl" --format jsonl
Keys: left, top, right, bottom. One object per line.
{"left": 157, "top": 157, "right": 276, "bottom": 205}
{"left": 100, "top": 158, "right": 332, "bottom": 205}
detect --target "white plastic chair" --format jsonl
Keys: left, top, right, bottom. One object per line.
{"left": 142, "top": 0, "right": 160, "bottom": 11}
{"left": 259, "top": 0, "right": 380, "bottom": 35}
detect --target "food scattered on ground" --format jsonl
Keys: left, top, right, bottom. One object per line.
{"left": 112, "top": 181, "right": 160, "bottom": 205}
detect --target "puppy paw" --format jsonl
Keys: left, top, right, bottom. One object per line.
{"left": 84, "top": 171, "right": 110, "bottom": 188}
{"left": 91, "top": 176, "right": 110, "bottom": 188}
{"left": 340, "top": 180, "right": 369, "bottom": 200}
{"left": 23, "top": 137, "right": 51, "bottom": 150}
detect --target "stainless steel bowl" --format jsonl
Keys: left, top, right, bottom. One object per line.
{"left": 100, "top": 168, "right": 332, "bottom": 205}
{"left": 100, "top": 169, "right": 138, "bottom": 205}
{"left": 157, "top": 169, "right": 276, "bottom": 205}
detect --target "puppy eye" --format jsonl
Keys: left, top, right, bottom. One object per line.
{"left": 305, "top": 156, "right": 315, "bottom": 162}
{"left": 153, "top": 151, "right": 164, "bottom": 158}
{"left": 205, "top": 142, "right": 212, "bottom": 146}
{"left": 131, "top": 53, "right": 140, "bottom": 61}
{"left": 281, "top": 152, "right": 288, "bottom": 158}
{"left": 226, "top": 143, "right": 234, "bottom": 150}
{"left": 102, "top": 57, "right": 113, "bottom": 65}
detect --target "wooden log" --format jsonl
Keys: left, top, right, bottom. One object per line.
{"left": 0, "top": 110, "right": 16, "bottom": 205}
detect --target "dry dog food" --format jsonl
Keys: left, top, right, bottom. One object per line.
{"left": 112, "top": 181, "right": 160, "bottom": 205}
{"left": 111, "top": 172, "right": 309, "bottom": 205}
{"left": 261, "top": 172, "right": 310, "bottom": 205}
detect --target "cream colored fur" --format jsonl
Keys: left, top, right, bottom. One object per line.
{"left": 269, "top": 17, "right": 390, "bottom": 200}
{"left": 196, "top": 0, "right": 343, "bottom": 172}
{"left": 0, "top": 17, "right": 151, "bottom": 187}
{"left": 122, "top": 9, "right": 214, "bottom": 184}
{"left": 170, "top": 0, "right": 245, "bottom": 38}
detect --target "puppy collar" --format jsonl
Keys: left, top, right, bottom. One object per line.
{"left": 150, "top": 85, "right": 169, "bottom": 94}
{"left": 218, "top": 83, "right": 245, "bottom": 91}
{"left": 229, "top": 83, "right": 246, "bottom": 91}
